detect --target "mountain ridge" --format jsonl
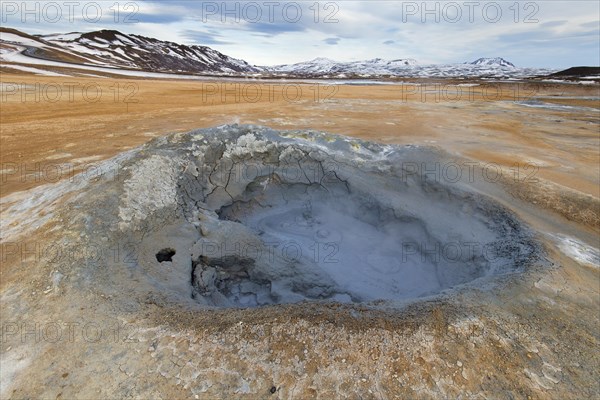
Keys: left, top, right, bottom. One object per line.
{"left": 1, "top": 27, "right": 261, "bottom": 74}
{"left": 265, "top": 56, "right": 419, "bottom": 76}
{"left": 1, "top": 28, "right": 560, "bottom": 78}
{"left": 468, "top": 57, "right": 515, "bottom": 68}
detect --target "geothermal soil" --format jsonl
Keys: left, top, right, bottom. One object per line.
{"left": 0, "top": 71, "right": 599, "bottom": 399}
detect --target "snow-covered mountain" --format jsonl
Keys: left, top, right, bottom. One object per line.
{"left": 267, "top": 57, "right": 418, "bottom": 76}
{"left": 0, "top": 28, "right": 261, "bottom": 74}
{"left": 468, "top": 57, "right": 515, "bottom": 68}
{"left": 1, "top": 28, "right": 555, "bottom": 79}
{"left": 265, "top": 56, "right": 555, "bottom": 78}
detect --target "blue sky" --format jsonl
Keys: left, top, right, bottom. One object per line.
{"left": 2, "top": 1, "right": 599, "bottom": 67}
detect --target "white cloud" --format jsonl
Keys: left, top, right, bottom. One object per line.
{"left": 1, "top": 0, "right": 598, "bottom": 67}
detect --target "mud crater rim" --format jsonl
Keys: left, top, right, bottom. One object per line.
{"left": 181, "top": 140, "right": 536, "bottom": 308}
{"left": 117, "top": 126, "right": 539, "bottom": 309}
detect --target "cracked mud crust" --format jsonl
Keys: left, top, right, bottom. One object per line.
{"left": 1, "top": 125, "right": 598, "bottom": 399}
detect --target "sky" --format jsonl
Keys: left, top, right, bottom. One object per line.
{"left": 1, "top": 0, "right": 599, "bottom": 68}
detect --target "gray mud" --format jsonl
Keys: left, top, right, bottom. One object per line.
{"left": 40, "top": 125, "right": 541, "bottom": 310}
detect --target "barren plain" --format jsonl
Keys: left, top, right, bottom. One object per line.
{"left": 0, "top": 71, "right": 599, "bottom": 399}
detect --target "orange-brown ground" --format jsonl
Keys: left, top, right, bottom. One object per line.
{"left": 1, "top": 73, "right": 598, "bottom": 200}
{"left": 1, "top": 71, "right": 599, "bottom": 399}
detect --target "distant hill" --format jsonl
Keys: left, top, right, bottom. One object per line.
{"left": 468, "top": 57, "right": 515, "bottom": 68}
{"left": 265, "top": 57, "right": 419, "bottom": 76}
{"left": 550, "top": 67, "right": 600, "bottom": 77}
{"left": 0, "top": 27, "right": 261, "bottom": 74}
{"left": 1, "top": 28, "right": 560, "bottom": 79}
